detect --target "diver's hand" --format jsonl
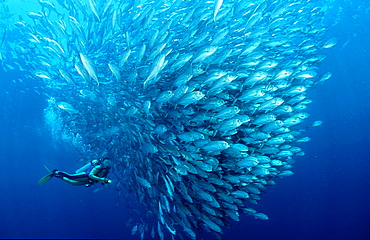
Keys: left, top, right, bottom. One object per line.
{"left": 102, "top": 179, "right": 112, "bottom": 184}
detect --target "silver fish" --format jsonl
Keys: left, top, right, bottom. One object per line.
{"left": 80, "top": 53, "right": 99, "bottom": 85}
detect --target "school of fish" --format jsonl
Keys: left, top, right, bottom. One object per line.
{"left": 0, "top": 0, "right": 337, "bottom": 239}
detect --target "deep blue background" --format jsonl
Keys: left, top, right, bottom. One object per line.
{"left": 0, "top": 1, "right": 369, "bottom": 240}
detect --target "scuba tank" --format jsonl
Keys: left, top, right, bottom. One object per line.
{"left": 75, "top": 160, "right": 99, "bottom": 173}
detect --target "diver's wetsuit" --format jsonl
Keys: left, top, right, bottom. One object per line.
{"left": 55, "top": 164, "right": 110, "bottom": 186}
{"left": 54, "top": 171, "right": 89, "bottom": 186}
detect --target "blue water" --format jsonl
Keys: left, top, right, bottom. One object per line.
{"left": 1, "top": 1, "right": 369, "bottom": 240}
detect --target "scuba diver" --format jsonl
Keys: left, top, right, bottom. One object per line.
{"left": 38, "top": 158, "right": 112, "bottom": 187}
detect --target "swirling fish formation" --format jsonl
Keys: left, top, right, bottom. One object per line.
{"left": 2, "top": 0, "right": 336, "bottom": 239}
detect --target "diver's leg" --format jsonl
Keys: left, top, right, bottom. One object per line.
{"left": 66, "top": 173, "right": 89, "bottom": 180}
{"left": 55, "top": 171, "right": 86, "bottom": 179}
{"left": 55, "top": 171, "right": 84, "bottom": 185}
{"left": 55, "top": 171, "right": 91, "bottom": 186}
{"left": 60, "top": 177, "right": 86, "bottom": 186}
{"left": 54, "top": 171, "right": 71, "bottom": 178}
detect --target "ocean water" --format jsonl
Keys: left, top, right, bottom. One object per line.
{"left": 0, "top": 0, "right": 369, "bottom": 240}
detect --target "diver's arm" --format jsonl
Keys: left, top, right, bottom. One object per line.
{"left": 88, "top": 166, "right": 105, "bottom": 181}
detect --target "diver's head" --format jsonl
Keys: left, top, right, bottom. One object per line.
{"left": 103, "top": 160, "right": 110, "bottom": 167}
{"left": 100, "top": 158, "right": 110, "bottom": 167}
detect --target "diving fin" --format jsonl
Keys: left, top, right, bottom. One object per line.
{"left": 37, "top": 165, "right": 55, "bottom": 185}
{"left": 38, "top": 174, "right": 54, "bottom": 185}
{"left": 43, "top": 165, "right": 52, "bottom": 174}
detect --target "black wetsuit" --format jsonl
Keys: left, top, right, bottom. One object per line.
{"left": 55, "top": 165, "right": 110, "bottom": 186}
